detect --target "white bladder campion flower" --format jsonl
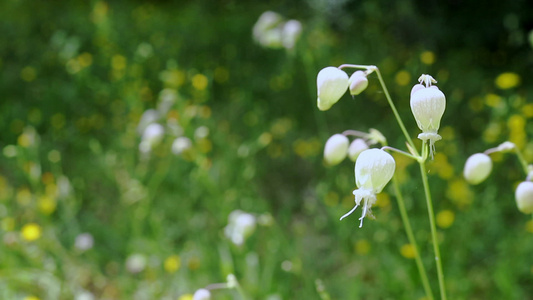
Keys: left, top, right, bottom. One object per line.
{"left": 410, "top": 74, "right": 446, "bottom": 158}
{"left": 515, "top": 181, "right": 533, "bottom": 214}
{"left": 341, "top": 149, "right": 396, "bottom": 227}
{"left": 348, "top": 138, "right": 369, "bottom": 162}
{"left": 463, "top": 153, "right": 492, "bottom": 185}
{"left": 324, "top": 134, "right": 349, "bottom": 165}
{"left": 139, "top": 123, "right": 164, "bottom": 153}
{"left": 224, "top": 210, "right": 257, "bottom": 246}
{"left": 193, "top": 288, "right": 211, "bottom": 300}
{"left": 348, "top": 71, "right": 369, "bottom": 96}
{"left": 316, "top": 67, "right": 349, "bottom": 111}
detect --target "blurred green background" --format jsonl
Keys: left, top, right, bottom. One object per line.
{"left": 0, "top": 0, "right": 532, "bottom": 299}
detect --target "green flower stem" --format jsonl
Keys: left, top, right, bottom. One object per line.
{"left": 418, "top": 149, "right": 447, "bottom": 300}
{"left": 338, "top": 64, "right": 418, "bottom": 156}
{"left": 381, "top": 146, "right": 419, "bottom": 161}
{"left": 513, "top": 147, "right": 530, "bottom": 176}
{"left": 391, "top": 175, "right": 434, "bottom": 300}
{"left": 374, "top": 67, "right": 418, "bottom": 156}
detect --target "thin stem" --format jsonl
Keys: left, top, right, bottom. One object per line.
{"left": 418, "top": 154, "right": 447, "bottom": 300}
{"left": 391, "top": 175, "right": 434, "bottom": 300}
{"left": 381, "top": 146, "right": 419, "bottom": 161}
{"left": 341, "top": 129, "right": 369, "bottom": 139}
{"left": 374, "top": 68, "right": 419, "bottom": 157}
{"left": 513, "top": 147, "right": 530, "bottom": 176}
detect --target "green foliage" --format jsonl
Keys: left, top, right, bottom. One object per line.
{"left": 0, "top": 0, "right": 532, "bottom": 299}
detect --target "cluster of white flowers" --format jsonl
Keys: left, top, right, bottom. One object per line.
{"left": 253, "top": 11, "right": 302, "bottom": 50}
{"left": 317, "top": 65, "right": 448, "bottom": 227}
{"left": 137, "top": 88, "right": 198, "bottom": 157}
{"left": 224, "top": 210, "right": 257, "bottom": 246}
{"left": 464, "top": 141, "right": 533, "bottom": 214}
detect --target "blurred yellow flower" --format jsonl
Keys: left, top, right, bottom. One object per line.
{"left": 394, "top": 70, "right": 411, "bottom": 86}
{"left": 23, "top": 296, "right": 40, "bottom": 300}
{"left": 484, "top": 93, "right": 502, "bottom": 108}
{"left": 324, "top": 191, "right": 339, "bottom": 207}
{"left": 446, "top": 179, "right": 473, "bottom": 209}
{"left": 38, "top": 195, "right": 57, "bottom": 215}
{"left": 16, "top": 188, "right": 32, "bottom": 206}
{"left": 355, "top": 239, "right": 371, "bottom": 255}
{"left": 178, "top": 294, "right": 193, "bottom": 300}
{"left": 400, "top": 243, "right": 416, "bottom": 259}
{"left": 420, "top": 51, "right": 435, "bottom": 65}
{"left": 111, "top": 55, "right": 127, "bottom": 70}
{"left": 495, "top": 72, "right": 520, "bottom": 89}
{"left": 525, "top": 220, "right": 533, "bottom": 233}
{"left": 436, "top": 210, "right": 455, "bottom": 229}
{"left": 18, "top": 133, "right": 32, "bottom": 148}
{"left": 164, "top": 255, "right": 181, "bottom": 273}
{"left": 523, "top": 103, "right": 533, "bottom": 118}
{"left": 21, "top": 223, "right": 42, "bottom": 241}
{"left": 192, "top": 74, "right": 208, "bottom": 90}
{"left": 21, "top": 66, "right": 36, "bottom": 82}
{"left": 1, "top": 217, "right": 15, "bottom": 231}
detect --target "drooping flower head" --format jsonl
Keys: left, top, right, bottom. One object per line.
{"left": 463, "top": 153, "right": 493, "bottom": 185}
{"left": 316, "top": 67, "right": 349, "bottom": 111}
{"left": 340, "top": 149, "right": 396, "bottom": 227}
{"left": 410, "top": 74, "right": 446, "bottom": 158}
{"left": 515, "top": 181, "right": 533, "bottom": 214}
{"left": 348, "top": 71, "right": 369, "bottom": 96}
{"left": 324, "top": 134, "right": 349, "bottom": 165}
{"left": 348, "top": 138, "right": 369, "bottom": 162}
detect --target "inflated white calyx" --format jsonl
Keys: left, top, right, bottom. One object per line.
{"left": 410, "top": 74, "right": 446, "bottom": 158}
{"left": 463, "top": 153, "right": 492, "bottom": 185}
{"left": 324, "top": 134, "right": 349, "bottom": 165}
{"left": 515, "top": 181, "right": 533, "bottom": 214}
{"left": 316, "top": 67, "right": 349, "bottom": 111}
{"left": 348, "top": 138, "right": 369, "bottom": 162}
{"left": 340, "top": 149, "right": 396, "bottom": 227}
{"left": 193, "top": 288, "right": 211, "bottom": 300}
{"left": 348, "top": 71, "right": 369, "bottom": 96}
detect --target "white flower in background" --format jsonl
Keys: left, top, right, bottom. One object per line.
{"left": 253, "top": 11, "right": 302, "bottom": 50}
{"left": 316, "top": 67, "right": 349, "bottom": 111}
{"left": 137, "top": 109, "right": 160, "bottom": 135}
{"left": 348, "top": 71, "right": 369, "bottom": 96}
{"left": 126, "top": 253, "right": 147, "bottom": 274}
{"left": 224, "top": 210, "right": 257, "bottom": 246}
{"left": 74, "top": 232, "right": 94, "bottom": 251}
{"left": 515, "top": 181, "right": 533, "bottom": 214}
{"left": 172, "top": 136, "right": 192, "bottom": 155}
{"left": 323, "top": 134, "right": 349, "bottom": 165}
{"left": 194, "top": 126, "right": 210, "bottom": 139}
{"left": 341, "top": 149, "right": 396, "bottom": 227}
{"left": 139, "top": 123, "right": 164, "bottom": 153}
{"left": 410, "top": 74, "right": 446, "bottom": 158}
{"left": 348, "top": 138, "right": 369, "bottom": 162}
{"left": 75, "top": 291, "right": 95, "bottom": 300}
{"left": 193, "top": 289, "right": 211, "bottom": 300}
{"left": 157, "top": 88, "right": 178, "bottom": 115}
{"left": 281, "top": 20, "right": 302, "bottom": 50}
{"left": 253, "top": 11, "right": 283, "bottom": 48}
{"left": 463, "top": 153, "right": 492, "bottom": 185}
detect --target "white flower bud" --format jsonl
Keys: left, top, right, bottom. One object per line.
{"left": 224, "top": 210, "right": 257, "bottom": 246}
{"left": 141, "top": 123, "right": 164, "bottom": 147}
{"left": 281, "top": 20, "right": 302, "bottom": 50}
{"left": 193, "top": 289, "right": 211, "bottom": 300}
{"left": 515, "top": 181, "right": 533, "bottom": 214}
{"left": 463, "top": 153, "right": 492, "bottom": 185}
{"left": 126, "top": 254, "right": 147, "bottom": 274}
{"left": 316, "top": 67, "right": 349, "bottom": 111}
{"left": 172, "top": 137, "right": 192, "bottom": 155}
{"left": 323, "top": 134, "right": 349, "bottom": 165}
{"left": 348, "top": 71, "right": 368, "bottom": 96}
{"left": 410, "top": 81, "right": 446, "bottom": 158}
{"left": 348, "top": 138, "right": 369, "bottom": 162}
{"left": 341, "top": 149, "right": 395, "bottom": 227}
{"left": 355, "top": 149, "right": 396, "bottom": 193}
